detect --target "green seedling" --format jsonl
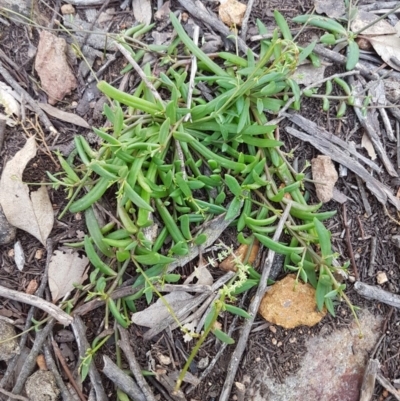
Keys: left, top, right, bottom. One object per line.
{"left": 49, "top": 10, "right": 362, "bottom": 388}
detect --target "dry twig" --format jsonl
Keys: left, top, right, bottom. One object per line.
{"left": 240, "top": 0, "right": 255, "bottom": 41}
{"left": 118, "top": 327, "right": 158, "bottom": 401}
{"left": 71, "top": 317, "right": 108, "bottom": 401}
{"left": 354, "top": 281, "right": 400, "bottom": 309}
{"left": 1, "top": 240, "right": 54, "bottom": 388}
{"left": 342, "top": 204, "right": 359, "bottom": 280}
{"left": 359, "top": 359, "right": 380, "bottom": 401}
{"left": 176, "top": 0, "right": 249, "bottom": 53}
{"left": 52, "top": 340, "right": 86, "bottom": 401}
{"left": 0, "top": 286, "right": 72, "bottom": 325}
{"left": 43, "top": 345, "right": 74, "bottom": 401}
{"left": 10, "top": 319, "right": 56, "bottom": 396}
{"left": 285, "top": 114, "right": 400, "bottom": 210}
{"left": 0, "top": 61, "right": 57, "bottom": 134}
{"left": 219, "top": 202, "right": 292, "bottom": 401}
{"left": 102, "top": 355, "right": 146, "bottom": 401}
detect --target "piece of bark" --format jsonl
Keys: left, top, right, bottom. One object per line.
{"left": 71, "top": 317, "right": 108, "bottom": 401}
{"left": 102, "top": 355, "right": 146, "bottom": 401}
{"left": 176, "top": 0, "right": 249, "bottom": 53}
{"left": 288, "top": 114, "right": 381, "bottom": 173}
{"left": 376, "top": 373, "right": 400, "bottom": 401}
{"left": 285, "top": 114, "right": 400, "bottom": 211}
{"left": 354, "top": 281, "right": 400, "bottom": 309}
{"left": 359, "top": 359, "right": 380, "bottom": 401}
{"left": 350, "top": 77, "right": 398, "bottom": 177}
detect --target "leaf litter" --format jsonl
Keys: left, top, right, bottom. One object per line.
{"left": 0, "top": 137, "right": 54, "bottom": 245}
{"left": 48, "top": 249, "right": 89, "bottom": 302}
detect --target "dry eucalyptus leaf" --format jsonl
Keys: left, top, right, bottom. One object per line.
{"left": 48, "top": 249, "right": 89, "bottom": 302}
{"left": 38, "top": 103, "right": 89, "bottom": 128}
{"left": 154, "top": 0, "right": 170, "bottom": 20}
{"left": 311, "top": 155, "right": 338, "bottom": 203}
{"left": 351, "top": 11, "right": 397, "bottom": 36}
{"left": 184, "top": 265, "right": 213, "bottom": 286}
{"left": 362, "top": 133, "right": 377, "bottom": 160}
{"left": 315, "top": 0, "right": 345, "bottom": 18}
{"left": 219, "top": 0, "right": 246, "bottom": 27}
{"left": 131, "top": 292, "right": 193, "bottom": 328}
{"left": 0, "top": 137, "right": 54, "bottom": 245}
{"left": 0, "top": 81, "right": 20, "bottom": 117}
{"left": 132, "top": 0, "right": 152, "bottom": 25}
{"left": 369, "top": 35, "right": 400, "bottom": 71}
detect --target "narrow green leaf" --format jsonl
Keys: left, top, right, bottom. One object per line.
{"left": 134, "top": 253, "right": 175, "bottom": 265}
{"left": 274, "top": 10, "right": 292, "bottom": 40}
{"left": 98, "top": 81, "right": 162, "bottom": 115}
{"left": 299, "top": 40, "right": 317, "bottom": 63}
{"left": 224, "top": 304, "right": 252, "bottom": 319}
{"left": 225, "top": 197, "right": 242, "bottom": 221}
{"left": 194, "top": 234, "right": 207, "bottom": 245}
{"left": 240, "top": 136, "right": 283, "bottom": 148}
{"left": 213, "top": 328, "right": 235, "bottom": 344}
{"left": 204, "top": 305, "right": 216, "bottom": 331}
{"left": 225, "top": 174, "right": 242, "bottom": 197}
{"left": 313, "top": 218, "right": 332, "bottom": 265}
{"left": 124, "top": 182, "right": 154, "bottom": 212}
{"left": 346, "top": 40, "right": 359, "bottom": 71}
{"left": 170, "top": 13, "right": 228, "bottom": 77}
{"left": 292, "top": 15, "right": 347, "bottom": 35}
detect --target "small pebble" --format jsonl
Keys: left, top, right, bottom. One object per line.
{"left": 376, "top": 271, "right": 388, "bottom": 285}
{"left": 0, "top": 205, "right": 16, "bottom": 245}
{"left": 61, "top": 4, "right": 75, "bottom": 14}
{"left": 0, "top": 320, "right": 20, "bottom": 361}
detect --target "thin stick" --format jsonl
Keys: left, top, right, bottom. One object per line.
{"left": 0, "top": 285, "right": 72, "bottom": 325}
{"left": 313, "top": 45, "right": 379, "bottom": 80}
{"left": 355, "top": 175, "right": 372, "bottom": 217}
{"left": 359, "top": 359, "right": 380, "bottom": 401}
{"left": 71, "top": 317, "right": 108, "bottom": 401}
{"left": 11, "top": 319, "right": 56, "bottom": 395}
{"left": 0, "top": 60, "right": 57, "bottom": 134}
{"left": 376, "top": 373, "right": 400, "bottom": 401}
{"left": 379, "top": 107, "right": 396, "bottom": 142}
{"left": 354, "top": 281, "right": 400, "bottom": 308}
{"left": 342, "top": 203, "right": 359, "bottom": 280}
{"left": 368, "top": 237, "right": 377, "bottom": 277}
{"left": 0, "top": 388, "right": 29, "bottom": 401}
{"left": 176, "top": 0, "right": 250, "bottom": 54}
{"left": 118, "top": 326, "right": 158, "bottom": 401}
{"left": 240, "top": 0, "right": 255, "bottom": 41}
{"left": 1, "top": 239, "right": 54, "bottom": 388}
{"left": 52, "top": 340, "right": 86, "bottom": 401}
{"left": 0, "top": 119, "right": 6, "bottom": 152}
{"left": 43, "top": 345, "right": 74, "bottom": 401}
{"left": 186, "top": 292, "right": 249, "bottom": 394}
{"left": 219, "top": 202, "right": 292, "bottom": 401}
{"left": 350, "top": 76, "right": 398, "bottom": 177}
{"left": 115, "top": 42, "right": 162, "bottom": 103}
{"left": 102, "top": 355, "right": 146, "bottom": 401}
